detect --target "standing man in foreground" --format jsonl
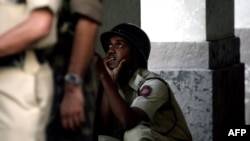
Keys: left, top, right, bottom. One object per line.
{"left": 0, "top": 0, "right": 61, "bottom": 141}
{"left": 94, "top": 23, "right": 192, "bottom": 141}
{"left": 59, "top": 0, "right": 103, "bottom": 131}
{"left": 46, "top": 0, "right": 103, "bottom": 140}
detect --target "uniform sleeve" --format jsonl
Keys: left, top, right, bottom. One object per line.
{"left": 26, "top": 0, "right": 61, "bottom": 14}
{"left": 25, "top": 0, "right": 61, "bottom": 49}
{"left": 131, "top": 79, "right": 170, "bottom": 121}
{"left": 70, "top": 0, "right": 103, "bottom": 24}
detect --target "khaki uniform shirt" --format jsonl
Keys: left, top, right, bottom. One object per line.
{"left": 0, "top": 0, "right": 61, "bottom": 49}
{"left": 0, "top": 0, "right": 103, "bottom": 48}
{"left": 118, "top": 68, "right": 192, "bottom": 141}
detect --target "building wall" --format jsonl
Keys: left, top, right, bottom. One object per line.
{"left": 142, "top": 0, "right": 244, "bottom": 140}
{"left": 96, "top": 0, "right": 140, "bottom": 56}
{"left": 98, "top": 0, "right": 246, "bottom": 140}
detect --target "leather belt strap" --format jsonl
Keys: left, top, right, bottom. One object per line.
{"left": 0, "top": 49, "right": 46, "bottom": 67}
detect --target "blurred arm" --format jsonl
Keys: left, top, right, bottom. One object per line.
{"left": 0, "top": 8, "right": 53, "bottom": 57}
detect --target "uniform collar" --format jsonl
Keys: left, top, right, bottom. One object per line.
{"left": 128, "top": 68, "right": 150, "bottom": 91}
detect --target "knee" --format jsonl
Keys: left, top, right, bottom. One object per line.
{"left": 124, "top": 125, "right": 153, "bottom": 141}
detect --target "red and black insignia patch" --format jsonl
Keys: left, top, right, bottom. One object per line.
{"left": 139, "top": 85, "right": 152, "bottom": 97}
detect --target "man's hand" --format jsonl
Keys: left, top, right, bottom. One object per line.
{"left": 94, "top": 53, "right": 126, "bottom": 82}
{"left": 60, "top": 84, "right": 85, "bottom": 130}
{"left": 104, "top": 58, "right": 126, "bottom": 82}
{"left": 93, "top": 52, "right": 125, "bottom": 82}
{"left": 93, "top": 53, "right": 107, "bottom": 75}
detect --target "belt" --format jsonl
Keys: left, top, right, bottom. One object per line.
{"left": 0, "top": 50, "right": 47, "bottom": 67}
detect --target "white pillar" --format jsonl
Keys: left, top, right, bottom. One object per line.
{"left": 141, "top": 0, "right": 244, "bottom": 141}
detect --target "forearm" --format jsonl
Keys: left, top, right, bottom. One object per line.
{"left": 67, "top": 18, "right": 99, "bottom": 78}
{"left": 0, "top": 8, "right": 53, "bottom": 57}
{"left": 99, "top": 73, "right": 137, "bottom": 129}
{"left": 99, "top": 93, "right": 115, "bottom": 132}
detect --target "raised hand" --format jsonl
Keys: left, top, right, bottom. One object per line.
{"left": 104, "top": 57, "right": 126, "bottom": 82}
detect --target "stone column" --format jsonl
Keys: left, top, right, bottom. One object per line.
{"left": 235, "top": 0, "right": 250, "bottom": 125}
{"left": 142, "top": 0, "right": 245, "bottom": 141}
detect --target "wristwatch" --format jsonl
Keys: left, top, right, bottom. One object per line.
{"left": 64, "top": 73, "right": 83, "bottom": 85}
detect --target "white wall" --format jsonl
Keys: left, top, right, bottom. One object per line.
{"left": 141, "top": 0, "right": 206, "bottom": 42}
{"left": 235, "top": 0, "right": 250, "bottom": 28}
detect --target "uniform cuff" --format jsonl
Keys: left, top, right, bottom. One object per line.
{"left": 26, "top": 0, "right": 61, "bottom": 14}
{"left": 70, "top": 0, "right": 103, "bottom": 24}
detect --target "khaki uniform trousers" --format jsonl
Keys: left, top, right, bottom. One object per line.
{"left": 98, "top": 124, "right": 175, "bottom": 141}
{"left": 124, "top": 124, "right": 175, "bottom": 141}
{"left": 0, "top": 50, "right": 53, "bottom": 141}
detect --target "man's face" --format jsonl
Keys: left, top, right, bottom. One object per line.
{"left": 104, "top": 35, "right": 133, "bottom": 70}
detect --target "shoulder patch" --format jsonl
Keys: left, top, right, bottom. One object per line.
{"left": 139, "top": 85, "right": 152, "bottom": 97}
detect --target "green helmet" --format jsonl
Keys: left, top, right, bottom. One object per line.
{"left": 100, "top": 23, "right": 151, "bottom": 65}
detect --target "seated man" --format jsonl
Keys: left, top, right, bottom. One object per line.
{"left": 94, "top": 23, "right": 192, "bottom": 141}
